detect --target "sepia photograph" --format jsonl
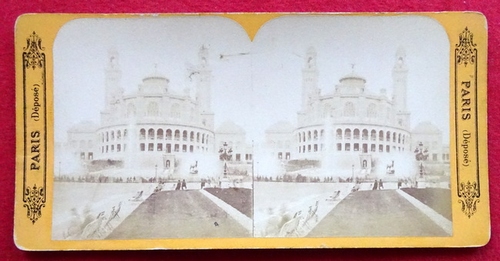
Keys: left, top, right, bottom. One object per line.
{"left": 51, "top": 15, "right": 451, "bottom": 240}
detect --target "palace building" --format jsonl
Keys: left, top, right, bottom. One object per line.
{"left": 58, "top": 46, "right": 218, "bottom": 179}
{"left": 264, "top": 47, "right": 448, "bottom": 178}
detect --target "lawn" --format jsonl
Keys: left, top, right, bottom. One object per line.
{"left": 401, "top": 188, "right": 452, "bottom": 220}
{"left": 204, "top": 187, "right": 253, "bottom": 218}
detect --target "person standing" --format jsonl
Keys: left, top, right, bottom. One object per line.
{"left": 182, "top": 179, "right": 187, "bottom": 190}
{"left": 379, "top": 179, "right": 384, "bottom": 190}
{"left": 372, "top": 179, "right": 378, "bottom": 190}
{"left": 175, "top": 180, "right": 181, "bottom": 190}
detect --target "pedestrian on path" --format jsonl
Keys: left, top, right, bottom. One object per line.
{"left": 379, "top": 179, "right": 384, "bottom": 190}
{"left": 175, "top": 180, "right": 181, "bottom": 190}
{"left": 182, "top": 179, "right": 187, "bottom": 190}
{"left": 372, "top": 179, "right": 378, "bottom": 190}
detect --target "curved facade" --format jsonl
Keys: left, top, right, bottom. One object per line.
{"left": 93, "top": 46, "right": 216, "bottom": 178}
{"left": 265, "top": 47, "right": 414, "bottom": 178}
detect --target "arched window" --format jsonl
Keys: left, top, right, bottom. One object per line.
{"left": 362, "top": 129, "right": 368, "bottom": 140}
{"left": 344, "top": 102, "right": 355, "bottom": 117}
{"left": 379, "top": 130, "right": 384, "bottom": 141}
{"left": 202, "top": 134, "right": 205, "bottom": 144}
{"left": 386, "top": 131, "right": 391, "bottom": 142}
{"left": 308, "top": 131, "right": 311, "bottom": 141}
{"left": 197, "top": 132, "right": 200, "bottom": 142}
{"left": 106, "top": 132, "right": 109, "bottom": 142}
{"left": 302, "top": 132, "right": 306, "bottom": 142}
{"left": 117, "top": 130, "right": 121, "bottom": 140}
{"left": 110, "top": 131, "right": 114, "bottom": 141}
{"left": 320, "top": 129, "right": 325, "bottom": 140}
{"left": 298, "top": 133, "right": 302, "bottom": 143}
{"left": 353, "top": 129, "right": 360, "bottom": 140}
{"left": 371, "top": 129, "right": 377, "bottom": 141}
{"left": 314, "top": 130, "right": 318, "bottom": 140}
{"left": 148, "top": 128, "right": 155, "bottom": 140}
{"left": 336, "top": 129, "right": 342, "bottom": 139}
{"left": 183, "top": 130, "right": 188, "bottom": 141}
{"left": 393, "top": 132, "right": 397, "bottom": 142}
{"left": 147, "top": 102, "right": 159, "bottom": 117}
{"left": 190, "top": 131, "right": 195, "bottom": 142}
{"left": 123, "top": 129, "right": 128, "bottom": 139}
{"left": 157, "top": 129, "right": 164, "bottom": 140}
{"left": 345, "top": 128, "right": 352, "bottom": 140}
{"left": 398, "top": 133, "right": 401, "bottom": 143}
{"left": 139, "top": 129, "right": 145, "bottom": 140}
{"left": 171, "top": 103, "right": 181, "bottom": 118}
{"left": 174, "top": 130, "right": 180, "bottom": 140}
{"left": 166, "top": 129, "right": 172, "bottom": 140}
{"left": 367, "top": 103, "right": 377, "bottom": 118}
{"left": 127, "top": 103, "right": 136, "bottom": 118}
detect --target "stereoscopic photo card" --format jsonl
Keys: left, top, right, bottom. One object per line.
{"left": 14, "top": 12, "right": 489, "bottom": 250}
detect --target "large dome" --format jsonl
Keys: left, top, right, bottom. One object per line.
{"left": 142, "top": 71, "right": 169, "bottom": 83}
{"left": 68, "top": 121, "right": 99, "bottom": 133}
{"left": 266, "top": 121, "right": 295, "bottom": 133}
{"left": 339, "top": 72, "right": 366, "bottom": 84}
{"left": 412, "top": 121, "right": 441, "bottom": 134}
{"left": 216, "top": 120, "right": 245, "bottom": 134}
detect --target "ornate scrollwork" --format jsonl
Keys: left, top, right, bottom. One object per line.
{"left": 23, "top": 31, "right": 45, "bottom": 70}
{"left": 23, "top": 184, "right": 45, "bottom": 224}
{"left": 456, "top": 27, "right": 476, "bottom": 67}
{"left": 458, "top": 181, "right": 480, "bottom": 218}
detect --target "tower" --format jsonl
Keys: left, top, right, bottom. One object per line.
{"left": 195, "top": 45, "right": 214, "bottom": 129}
{"left": 196, "top": 45, "right": 212, "bottom": 114}
{"left": 392, "top": 47, "right": 411, "bottom": 129}
{"left": 105, "top": 48, "right": 123, "bottom": 107}
{"left": 301, "top": 47, "right": 320, "bottom": 111}
{"left": 392, "top": 46, "right": 408, "bottom": 113}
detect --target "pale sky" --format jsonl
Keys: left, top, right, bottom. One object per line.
{"left": 54, "top": 15, "right": 449, "bottom": 145}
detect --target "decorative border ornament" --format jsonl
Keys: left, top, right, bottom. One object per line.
{"left": 455, "top": 27, "right": 480, "bottom": 218}
{"left": 22, "top": 31, "right": 47, "bottom": 224}
{"left": 456, "top": 27, "right": 476, "bottom": 67}
{"left": 23, "top": 31, "right": 45, "bottom": 70}
{"left": 23, "top": 185, "right": 46, "bottom": 224}
{"left": 458, "top": 181, "right": 480, "bottom": 218}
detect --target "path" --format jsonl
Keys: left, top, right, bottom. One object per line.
{"left": 106, "top": 190, "right": 250, "bottom": 239}
{"left": 308, "top": 190, "right": 450, "bottom": 237}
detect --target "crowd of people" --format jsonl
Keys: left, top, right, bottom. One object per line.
{"left": 254, "top": 174, "right": 360, "bottom": 183}
{"left": 55, "top": 174, "right": 175, "bottom": 184}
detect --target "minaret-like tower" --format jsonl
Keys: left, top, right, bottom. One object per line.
{"left": 301, "top": 47, "right": 320, "bottom": 111}
{"left": 196, "top": 45, "right": 212, "bottom": 114}
{"left": 196, "top": 45, "right": 214, "bottom": 129}
{"left": 392, "top": 47, "right": 411, "bottom": 129}
{"left": 105, "top": 48, "right": 123, "bottom": 107}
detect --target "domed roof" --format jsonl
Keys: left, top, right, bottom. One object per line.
{"left": 266, "top": 121, "right": 295, "bottom": 133}
{"left": 412, "top": 121, "right": 441, "bottom": 134}
{"left": 216, "top": 120, "right": 245, "bottom": 134}
{"left": 143, "top": 71, "right": 169, "bottom": 82}
{"left": 339, "top": 72, "right": 366, "bottom": 84}
{"left": 68, "top": 121, "right": 99, "bottom": 133}
{"left": 142, "top": 66, "right": 169, "bottom": 82}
